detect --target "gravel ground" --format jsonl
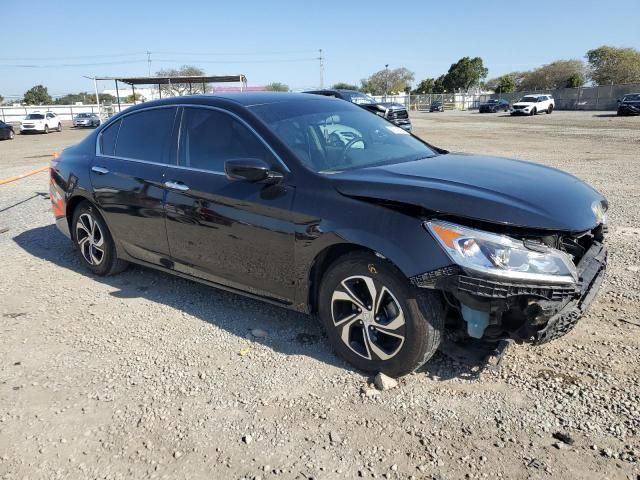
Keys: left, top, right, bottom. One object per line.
{"left": 0, "top": 112, "right": 638, "bottom": 480}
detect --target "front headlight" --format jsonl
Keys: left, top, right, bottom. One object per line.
{"left": 426, "top": 221, "right": 578, "bottom": 284}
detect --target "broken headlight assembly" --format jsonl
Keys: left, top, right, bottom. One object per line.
{"left": 425, "top": 221, "right": 578, "bottom": 284}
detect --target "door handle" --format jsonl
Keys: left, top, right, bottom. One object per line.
{"left": 164, "top": 181, "right": 190, "bottom": 191}
{"left": 91, "top": 166, "right": 109, "bottom": 175}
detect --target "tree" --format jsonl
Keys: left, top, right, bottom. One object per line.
{"left": 565, "top": 73, "right": 584, "bottom": 88}
{"left": 484, "top": 74, "right": 517, "bottom": 93}
{"left": 360, "top": 67, "right": 414, "bottom": 95}
{"left": 332, "top": 82, "right": 359, "bottom": 90}
{"left": 23, "top": 85, "right": 52, "bottom": 105}
{"left": 519, "top": 60, "right": 585, "bottom": 90}
{"left": 442, "top": 57, "right": 488, "bottom": 91}
{"left": 586, "top": 46, "right": 640, "bottom": 85}
{"left": 264, "top": 82, "right": 289, "bottom": 92}
{"left": 125, "top": 93, "right": 145, "bottom": 103}
{"left": 0, "top": 94, "right": 4, "bottom": 104}
{"left": 156, "top": 65, "right": 206, "bottom": 97}
{"left": 411, "top": 78, "right": 435, "bottom": 94}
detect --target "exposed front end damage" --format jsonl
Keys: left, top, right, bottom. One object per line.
{"left": 412, "top": 227, "right": 607, "bottom": 344}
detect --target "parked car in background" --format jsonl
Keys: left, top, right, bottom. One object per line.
{"left": 73, "top": 112, "right": 101, "bottom": 128}
{"left": 0, "top": 120, "right": 15, "bottom": 140}
{"left": 50, "top": 92, "right": 608, "bottom": 378}
{"left": 617, "top": 93, "right": 640, "bottom": 116}
{"left": 430, "top": 101, "right": 444, "bottom": 112}
{"left": 511, "top": 95, "right": 554, "bottom": 116}
{"left": 479, "top": 98, "right": 510, "bottom": 113}
{"left": 20, "top": 111, "right": 62, "bottom": 134}
{"left": 305, "top": 89, "right": 412, "bottom": 131}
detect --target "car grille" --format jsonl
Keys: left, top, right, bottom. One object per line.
{"left": 387, "top": 110, "right": 409, "bottom": 120}
{"left": 513, "top": 105, "right": 525, "bottom": 109}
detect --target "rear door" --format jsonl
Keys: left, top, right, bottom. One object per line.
{"left": 163, "top": 106, "right": 296, "bottom": 302}
{"left": 91, "top": 107, "right": 178, "bottom": 265}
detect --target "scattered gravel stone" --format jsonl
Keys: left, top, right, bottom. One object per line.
{"left": 374, "top": 373, "right": 398, "bottom": 391}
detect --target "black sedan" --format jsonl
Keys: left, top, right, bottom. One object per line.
{"left": 617, "top": 93, "right": 640, "bottom": 116}
{"left": 430, "top": 101, "right": 444, "bottom": 112}
{"left": 50, "top": 93, "right": 608, "bottom": 377}
{"left": 0, "top": 120, "right": 15, "bottom": 140}
{"left": 479, "top": 98, "right": 510, "bottom": 113}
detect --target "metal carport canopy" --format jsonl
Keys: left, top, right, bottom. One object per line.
{"left": 90, "top": 74, "right": 248, "bottom": 112}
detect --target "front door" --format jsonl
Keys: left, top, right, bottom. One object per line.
{"left": 91, "top": 107, "right": 178, "bottom": 265}
{"left": 164, "top": 106, "right": 296, "bottom": 302}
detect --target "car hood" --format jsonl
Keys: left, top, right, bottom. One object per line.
{"left": 329, "top": 154, "right": 606, "bottom": 232}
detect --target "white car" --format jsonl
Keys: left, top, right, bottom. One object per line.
{"left": 20, "top": 111, "right": 62, "bottom": 134}
{"left": 510, "top": 94, "right": 555, "bottom": 116}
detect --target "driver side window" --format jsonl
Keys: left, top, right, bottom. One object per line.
{"left": 179, "top": 107, "right": 272, "bottom": 173}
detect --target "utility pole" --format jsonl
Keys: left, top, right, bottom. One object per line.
{"left": 146, "top": 51, "right": 152, "bottom": 76}
{"left": 385, "top": 64, "right": 389, "bottom": 99}
{"left": 318, "top": 49, "right": 324, "bottom": 88}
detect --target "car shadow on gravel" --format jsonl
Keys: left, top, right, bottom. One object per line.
{"left": 13, "top": 225, "right": 349, "bottom": 370}
{"left": 14, "top": 224, "right": 493, "bottom": 380}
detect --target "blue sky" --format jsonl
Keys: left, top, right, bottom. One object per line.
{"left": 2, "top": 0, "right": 639, "bottom": 97}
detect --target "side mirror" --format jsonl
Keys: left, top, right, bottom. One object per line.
{"left": 224, "top": 158, "right": 283, "bottom": 184}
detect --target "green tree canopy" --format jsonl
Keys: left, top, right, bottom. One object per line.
{"left": 54, "top": 92, "right": 116, "bottom": 105}
{"left": 519, "top": 60, "right": 585, "bottom": 90}
{"left": 411, "top": 78, "right": 435, "bottom": 94}
{"left": 264, "top": 82, "right": 289, "bottom": 92}
{"left": 125, "top": 93, "right": 146, "bottom": 103}
{"left": 23, "top": 85, "right": 52, "bottom": 105}
{"left": 586, "top": 46, "right": 640, "bottom": 85}
{"left": 361, "top": 67, "right": 415, "bottom": 95}
{"left": 332, "top": 82, "right": 359, "bottom": 90}
{"left": 442, "top": 57, "right": 488, "bottom": 91}
{"left": 156, "top": 65, "right": 206, "bottom": 96}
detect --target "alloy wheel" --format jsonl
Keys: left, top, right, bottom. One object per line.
{"left": 330, "top": 275, "right": 406, "bottom": 361}
{"left": 75, "top": 213, "right": 105, "bottom": 266}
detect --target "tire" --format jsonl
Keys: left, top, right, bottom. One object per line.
{"left": 547, "top": 105, "right": 553, "bottom": 114}
{"left": 9, "top": 130, "right": 14, "bottom": 140}
{"left": 57, "top": 123, "right": 62, "bottom": 132}
{"left": 530, "top": 107, "right": 536, "bottom": 116}
{"left": 71, "top": 201, "right": 129, "bottom": 276}
{"left": 318, "top": 252, "right": 444, "bottom": 377}
{"left": 43, "top": 125, "right": 49, "bottom": 134}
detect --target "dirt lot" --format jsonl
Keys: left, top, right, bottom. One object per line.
{"left": 1, "top": 112, "right": 639, "bottom": 480}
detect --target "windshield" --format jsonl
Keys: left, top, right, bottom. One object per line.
{"left": 342, "top": 91, "right": 376, "bottom": 105}
{"left": 25, "top": 114, "right": 44, "bottom": 120}
{"left": 519, "top": 96, "right": 539, "bottom": 103}
{"left": 251, "top": 100, "right": 436, "bottom": 173}
{"left": 76, "top": 113, "right": 91, "bottom": 118}
{"left": 623, "top": 94, "right": 640, "bottom": 102}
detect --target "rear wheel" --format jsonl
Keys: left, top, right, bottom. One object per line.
{"left": 72, "top": 201, "right": 128, "bottom": 276}
{"left": 318, "top": 252, "right": 444, "bottom": 377}
{"left": 9, "top": 130, "right": 14, "bottom": 140}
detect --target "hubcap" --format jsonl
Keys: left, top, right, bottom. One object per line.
{"left": 75, "top": 213, "right": 105, "bottom": 265}
{"left": 331, "top": 275, "right": 406, "bottom": 361}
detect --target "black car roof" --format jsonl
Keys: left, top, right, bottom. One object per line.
{"left": 126, "top": 92, "right": 331, "bottom": 111}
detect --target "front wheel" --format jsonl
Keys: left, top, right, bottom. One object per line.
{"left": 57, "top": 123, "right": 62, "bottom": 132}
{"left": 530, "top": 107, "right": 537, "bottom": 116}
{"left": 43, "top": 125, "right": 49, "bottom": 134}
{"left": 72, "top": 201, "right": 128, "bottom": 276}
{"left": 318, "top": 252, "right": 444, "bottom": 377}
{"left": 547, "top": 105, "right": 553, "bottom": 114}
{"left": 9, "top": 130, "right": 15, "bottom": 140}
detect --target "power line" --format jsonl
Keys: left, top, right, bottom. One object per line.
{"left": 0, "top": 52, "right": 146, "bottom": 61}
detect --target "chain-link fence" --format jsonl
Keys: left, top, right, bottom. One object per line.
{"left": 372, "top": 84, "right": 640, "bottom": 111}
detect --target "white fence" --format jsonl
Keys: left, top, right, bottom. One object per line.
{"left": 0, "top": 104, "right": 135, "bottom": 124}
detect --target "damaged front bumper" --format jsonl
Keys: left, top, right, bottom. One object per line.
{"left": 411, "top": 241, "right": 607, "bottom": 344}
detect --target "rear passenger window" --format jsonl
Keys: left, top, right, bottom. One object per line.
{"left": 100, "top": 120, "right": 121, "bottom": 156}
{"left": 115, "top": 108, "right": 176, "bottom": 163}
{"left": 179, "top": 107, "right": 271, "bottom": 172}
